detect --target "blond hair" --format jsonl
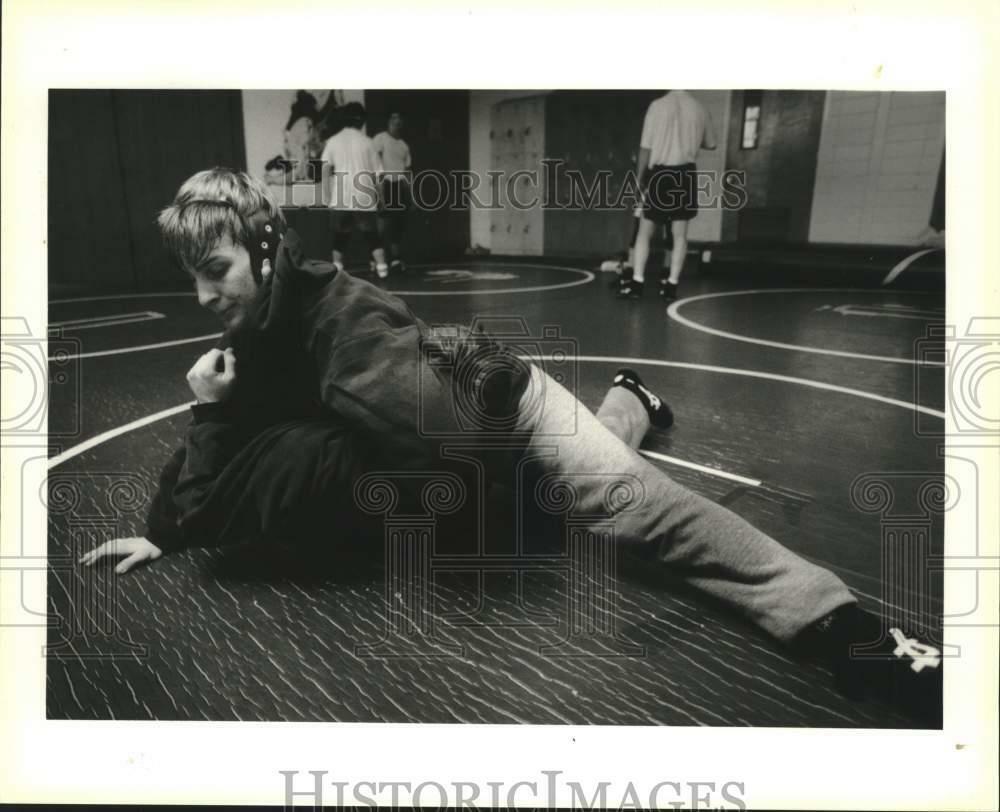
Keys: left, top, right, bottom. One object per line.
{"left": 157, "top": 168, "right": 286, "bottom": 272}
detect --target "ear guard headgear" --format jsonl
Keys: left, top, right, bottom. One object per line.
{"left": 243, "top": 208, "right": 285, "bottom": 283}
{"left": 184, "top": 197, "right": 285, "bottom": 283}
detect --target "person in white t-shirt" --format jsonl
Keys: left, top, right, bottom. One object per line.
{"left": 320, "top": 102, "right": 389, "bottom": 278}
{"left": 372, "top": 112, "right": 413, "bottom": 272}
{"left": 617, "top": 90, "right": 716, "bottom": 302}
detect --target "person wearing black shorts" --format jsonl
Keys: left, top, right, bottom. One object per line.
{"left": 374, "top": 112, "right": 413, "bottom": 272}
{"left": 320, "top": 102, "right": 389, "bottom": 278}
{"left": 618, "top": 91, "right": 716, "bottom": 302}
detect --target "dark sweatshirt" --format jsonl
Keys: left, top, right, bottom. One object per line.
{"left": 144, "top": 228, "right": 528, "bottom": 554}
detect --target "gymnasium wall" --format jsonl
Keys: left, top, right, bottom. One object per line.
{"left": 808, "top": 91, "right": 945, "bottom": 244}
{"left": 675, "top": 90, "right": 730, "bottom": 244}
{"left": 469, "top": 90, "right": 730, "bottom": 256}
{"left": 721, "top": 90, "right": 827, "bottom": 243}
{"left": 240, "top": 90, "right": 365, "bottom": 206}
{"left": 468, "top": 90, "right": 552, "bottom": 251}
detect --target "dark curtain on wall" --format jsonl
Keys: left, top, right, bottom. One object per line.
{"left": 366, "top": 89, "right": 471, "bottom": 261}
{"left": 49, "top": 90, "right": 247, "bottom": 292}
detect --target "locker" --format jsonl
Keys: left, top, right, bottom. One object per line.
{"left": 490, "top": 95, "right": 546, "bottom": 256}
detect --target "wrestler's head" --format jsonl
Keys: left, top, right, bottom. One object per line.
{"left": 158, "top": 168, "right": 285, "bottom": 329}
{"left": 341, "top": 101, "right": 366, "bottom": 130}
{"left": 387, "top": 111, "right": 403, "bottom": 138}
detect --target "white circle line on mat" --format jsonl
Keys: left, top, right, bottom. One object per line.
{"left": 666, "top": 288, "right": 946, "bottom": 366}
{"left": 51, "top": 264, "right": 596, "bottom": 303}
{"left": 48, "top": 265, "right": 596, "bottom": 359}
{"left": 51, "top": 291, "right": 197, "bottom": 304}
{"left": 47, "top": 402, "right": 194, "bottom": 469}
{"left": 882, "top": 248, "right": 943, "bottom": 286}
{"left": 48, "top": 354, "right": 943, "bottom": 470}
{"left": 381, "top": 264, "right": 595, "bottom": 296}
{"left": 530, "top": 354, "right": 945, "bottom": 419}
{"left": 49, "top": 333, "right": 223, "bottom": 361}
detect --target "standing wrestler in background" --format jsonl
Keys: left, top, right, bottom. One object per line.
{"left": 320, "top": 102, "right": 389, "bottom": 278}
{"left": 618, "top": 90, "right": 716, "bottom": 302}
{"left": 373, "top": 112, "right": 412, "bottom": 273}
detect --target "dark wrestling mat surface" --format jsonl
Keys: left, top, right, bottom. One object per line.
{"left": 45, "top": 263, "right": 944, "bottom": 727}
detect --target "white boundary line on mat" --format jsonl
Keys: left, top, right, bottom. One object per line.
{"left": 666, "top": 288, "right": 946, "bottom": 366}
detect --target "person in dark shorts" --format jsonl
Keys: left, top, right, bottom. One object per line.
{"left": 618, "top": 90, "right": 716, "bottom": 302}
{"left": 320, "top": 102, "right": 389, "bottom": 278}
{"left": 601, "top": 204, "right": 681, "bottom": 289}
{"left": 373, "top": 112, "right": 412, "bottom": 272}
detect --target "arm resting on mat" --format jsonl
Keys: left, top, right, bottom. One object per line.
{"left": 81, "top": 347, "right": 245, "bottom": 570}
{"left": 79, "top": 404, "right": 246, "bottom": 572}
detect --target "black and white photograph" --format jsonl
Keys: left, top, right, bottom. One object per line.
{"left": 44, "top": 86, "right": 952, "bottom": 729}
{"left": 2, "top": 3, "right": 998, "bottom": 810}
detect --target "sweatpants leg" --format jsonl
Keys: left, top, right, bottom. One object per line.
{"left": 514, "top": 366, "right": 854, "bottom": 642}
{"left": 594, "top": 385, "right": 649, "bottom": 450}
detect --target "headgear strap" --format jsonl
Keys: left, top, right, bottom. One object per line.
{"left": 184, "top": 196, "right": 285, "bottom": 283}
{"left": 244, "top": 208, "right": 285, "bottom": 283}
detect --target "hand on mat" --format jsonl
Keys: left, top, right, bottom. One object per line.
{"left": 187, "top": 347, "right": 237, "bottom": 403}
{"left": 79, "top": 536, "right": 163, "bottom": 574}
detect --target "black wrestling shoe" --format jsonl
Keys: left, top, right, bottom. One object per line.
{"left": 607, "top": 263, "right": 634, "bottom": 289}
{"left": 617, "top": 277, "right": 644, "bottom": 299}
{"left": 794, "top": 604, "right": 943, "bottom": 727}
{"left": 659, "top": 278, "right": 679, "bottom": 301}
{"left": 612, "top": 368, "right": 674, "bottom": 429}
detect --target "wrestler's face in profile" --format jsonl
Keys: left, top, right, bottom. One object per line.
{"left": 189, "top": 238, "right": 262, "bottom": 329}
{"left": 388, "top": 113, "right": 403, "bottom": 138}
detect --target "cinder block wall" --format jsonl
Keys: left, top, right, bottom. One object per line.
{"left": 685, "top": 90, "right": 731, "bottom": 244}
{"left": 809, "top": 91, "right": 945, "bottom": 245}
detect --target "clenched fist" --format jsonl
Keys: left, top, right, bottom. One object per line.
{"left": 186, "top": 347, "right": 237, "bottom": 403}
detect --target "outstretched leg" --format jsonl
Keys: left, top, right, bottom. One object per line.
{"left": 515, "top": 365, "right": 853, "bottom": 643}
{"left": 514, "top": 366, "right": 942, "bottom": 723}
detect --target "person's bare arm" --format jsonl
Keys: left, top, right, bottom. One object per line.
{"left": 701, "top": 112, "right": 718, "bottom": 151}
{"left": 636, "top": 147, "right": 651, "bottom": 183}
{"left": 636, "top": 103, "right": 654, "bottom": 183}
{"left": 320, "top": 146, "right": 333, "bottom": 206}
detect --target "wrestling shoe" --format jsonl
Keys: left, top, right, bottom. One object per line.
{"left": 375, "top": 262, "right": 390, "bottom": 280}
{"left": 794, "top": 603, "right": 943, "bottom": 727}
{"left": 607, "top": 262, "right": 634, "bottom": 289}
{"left": 660, "top": 278, "right": 679, "bottom": 301}
{"left": 616, "top": 277, "right": 644, "bottom": 299}
{"left": 612, "top": 368, "right": 674, "bottom": 429}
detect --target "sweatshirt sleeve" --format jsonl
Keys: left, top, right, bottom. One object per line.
{"left": 143, "top": 446, "right": 188, "bottom": 554}
{"left": 143, "top": 402, "right": 244, "bottom": 553}
{"left": 172, "top": 402, "right": 245, "bottom": 523}
{"left": 312, "top": 315, "right": 529, "bottom": 471}
{"left": 312, "top": 321, "right": 445, "bottom": 469}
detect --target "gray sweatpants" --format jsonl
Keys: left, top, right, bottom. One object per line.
{"left": 517, "top": 367, "right": 854, "bottom": 642}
